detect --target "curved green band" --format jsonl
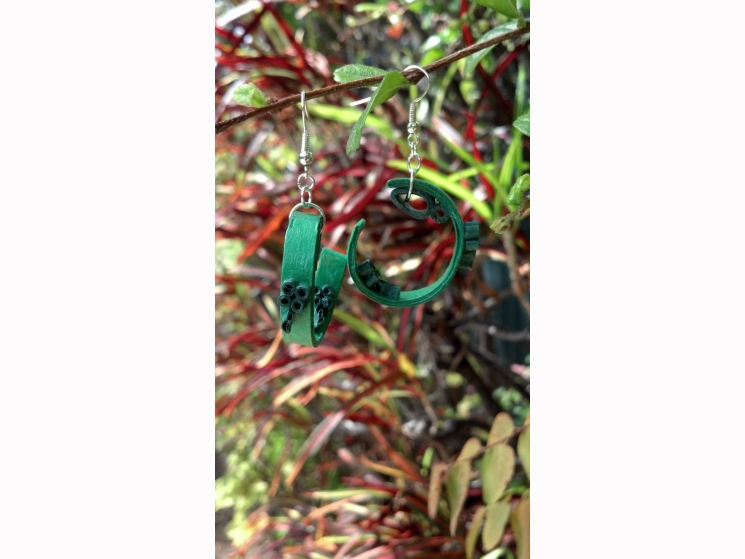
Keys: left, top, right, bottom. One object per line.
{"left": 280, "top": 211, "right": 347, "bottom": 346}
{"left": 346, "top": 178, "right": 470, "bottom": 308}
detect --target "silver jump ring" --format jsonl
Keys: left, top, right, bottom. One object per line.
{"left": 407, "top": 153, "right": 422, "bottom": 173}
{"left": 299, "top": 188, "right": 313, "bottom": 207}
{"left": 289, "top": 202, "right": 326, "bottom": 226}
{"left": 297, "top": 173, "right": 315, "bottom": 191}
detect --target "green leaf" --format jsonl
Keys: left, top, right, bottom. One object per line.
{"left": 480, "top": 444, "right": 515, "bottom": 504}
{"left": 517, "top": 424, "right": 530, "bottom": 480}
{"left": 487, "top": 412, "right": 515, "bottom": 446}
{"left": 513, "top": 111, "right": 530, "bottom": 136}
{"left": 333, "top": 64, "right": 387, "bottom": 84}
{"left": 482, "top": 501, "right": 511, "bottom": 551}
{"left": 510, "top": 498, "right": 530, "bottom": 559}
{"left": 475, "top": 0, "right": 522, "bottom": 20}
{"left": 465, "top": 505, "right": 486, "bottom": 559}
{"left": 464, "top": 22, "right": 519, "bottom": 76}
{"left": 346, "top": 71, "right": 409, "bottom": 155}
{"left": 507, "top": 174, "right": 530, "bottom": 208}
{"left": 447, "top": 437, "right": 481, "bottom": 535}
{"left": 490, "top": 197, "right": 529, "bottom": 234}
{"left": 232, "top": 83, "right": 267, "bottom": 108}
{"left": 428, "top": 461, "right": 448, "bottom": 519}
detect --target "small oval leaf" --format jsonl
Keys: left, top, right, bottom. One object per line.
{"left": 480, "top": 443, "right": 515, "bottom": 504}
{"left": 507, "top": 174, "right": 530, "bottom": 209}
{"left": 517, "top": 424, "right": 530, "bottom": 480}
{"left": 346, "top": 71, "right": 410, "bottom": 155}
{"left": 513, "top": 111, "right": 530, "bottom": 136}
{"left": 487, "top": 412, "right": 515, "bottom": 446}
{"left": 482, "top": 501, "right": 511, "bottom": 551}
{"left": 428, "top": 461, "right": 448, "bottom": 519}
{"left": 447, "top": 462, "right": 471, "bottom": 536}
{"left": 510, "top": 498, "right": 530, "bottom": 559}
{"left": 465, "top": 505, "right": 486, "bottom": 559}
{"left": 460, "top": 437, "right": 482, "bottom": 460}
{"left": 463, "top": 22, "right": 519, "bottom": 76}
{"left": 475, "top": 0, "right": 521, "bottom": 19}
{"left": 447, "top": 437, "right": 481, "bottom": 536}
{"left": 333, "top": 64, "right": 387, "bottom": 83}
{"left": 232, "top": 83, "right": 267, "bottom": 108}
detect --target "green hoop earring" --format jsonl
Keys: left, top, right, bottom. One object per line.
{"left": 346, "top": 66, "right": 479, "bottom": 308}
{"left": 278, "top": 92, "right": 346, "bottom": 346}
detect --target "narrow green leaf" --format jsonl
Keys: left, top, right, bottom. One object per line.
{"left": 482, "top": 501, "right": 511, "bottom": 551}
{"left": 475, "top": 0, "right": 521, "bottom": 19}
{"left": 517, "top": 424, "right": 530, "bottom": 480}
{"left": 510, "top": 498, "right": 530, "bottom": 559}
{"left": 447, "top": 437, "right": 481, "bottom": 535}
{"left": 428, "top": 461, "right": 448, "bottom": 519}
{"left": 507, "top": 174, "right": 530, "bottom": 208}
{"left": 487, "top": 412, "right": 516, "bottom": 446}
{"left": 513, "top": 111, "right": 530, "bottom": 136}
{"left": 465, "top": 505, "right": 487, "bottom": 559}
{"left": 333, "top": 64, "right": 387, "bottom": 83}
{"left": 464, "top": 22, "right": 519, "bottom": 76}
{"left": 480, "top": 444, "right": 515, "bottom": 504}
{"left": 232, "top": 83, "right": 268, "bottom": 108}
{"left": 346, "top": 71, "right": 409, "bottom": 155}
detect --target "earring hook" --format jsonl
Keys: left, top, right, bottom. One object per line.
{"left": 301, "top": 91, "right": 312, "bottom": 133}
{"left": 403, "top": 65, "right": 430, "bottom": 104}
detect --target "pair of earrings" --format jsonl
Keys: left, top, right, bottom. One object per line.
{"left": 278, "top": 67, "right": 479, "bottom": 347}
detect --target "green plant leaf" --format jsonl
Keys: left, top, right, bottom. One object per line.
{"left": 487, "top": 412, "right": 515, "bottom": 446}
{"left": 333, "top": 64, "right": 387, "bottom": 83}
{"left": 475, "top": 0, "right": 522, "bottom": 20}
{"left": 447, "top": 437, "right": 481, "bottom": 535}
{"left": 232, "top": 83, "right": 268, "bottom": 108}
{"left": 482, "top": 501, "right": 511, "bottom": 551}
{"left": 428, "top": 461, "right": 448, "bottom": 519}
{"left": 517, "top": 424, "right": 530, "bottom": 480}
{"left": 465, "top": 505, "right": 487, "bottom": 559}
{"left": 480, "top": 444, "right": 515, "bottom": 504}
{"left": 347, "top": 71, "right": 409, "bottom": 155}
{"left": 464, "top": 22, "right": 519, "bottom": 76}
{"left": 507, "top": 174, "right": 530, "bottom": 208}
{"left": 510, "top": 498, "right": 530, "bottom": 559}
{"left": 513, "top": 111, "right": 530, "bottom": 136}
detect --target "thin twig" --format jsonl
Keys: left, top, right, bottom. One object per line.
{"left": 215, "top": 24, "right": 530, "bottom": 135}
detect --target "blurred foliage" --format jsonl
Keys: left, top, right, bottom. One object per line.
{"left": 215, "top": 0, "right": 530, "bottom": 557}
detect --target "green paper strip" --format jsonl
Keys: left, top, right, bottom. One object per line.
{"left": 346, "top": 178, "right": 472, "bottom": 308}
{"left": 280, "top": 211, "right": 347, "bottom": 346}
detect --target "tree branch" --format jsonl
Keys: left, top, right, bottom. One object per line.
{"left": 215, "top": 23, "right": 530, "bottom": 135}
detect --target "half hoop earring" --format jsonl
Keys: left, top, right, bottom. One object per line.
{"left": 277, "top": 92, "right": 347, "bottom": 346}
{"left": 346, "top": 66, "right": 480, "bottom": 308}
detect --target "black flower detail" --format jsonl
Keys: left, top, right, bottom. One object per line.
{"left": 459, "top": 221, "right": 480, "bottom": 270}
{"left": 278, "top": 279, "right": 309, "bottom": 333}
{"left": 313, "top": 284, "right": 336, "bottom": 328}
{"left": 356, "top": 259, "right": 401, "bottom": 300}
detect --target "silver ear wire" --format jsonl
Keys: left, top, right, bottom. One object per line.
{"left": 402, "top": 66, "right": 429, "bottom": 201}
{"left": 297, "top": 91, "right": 317, "bottom": 209}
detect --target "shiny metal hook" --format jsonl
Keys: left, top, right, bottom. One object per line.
{"left": 403, "top": 65, "right": 430, "bottom": 103}
{"left": 300, "top": 91, "right": 312, "bottom": 132}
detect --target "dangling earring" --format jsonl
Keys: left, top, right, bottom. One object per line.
{"left": 278, "top": 92, "right": 347, "bottom": 346}
{"left": 346, "top": 66, "right": 480, "bottom": 308}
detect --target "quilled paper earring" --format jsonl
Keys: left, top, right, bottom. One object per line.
{"left": 346, "top": 66, "right": 480, "bottom": 308}
{"left": 278, "top": 92, "right": 346, "bottom": 346}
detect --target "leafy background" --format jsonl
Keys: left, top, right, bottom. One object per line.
{"left": 215, "top": 0, "right": 530, "bottom": 557}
